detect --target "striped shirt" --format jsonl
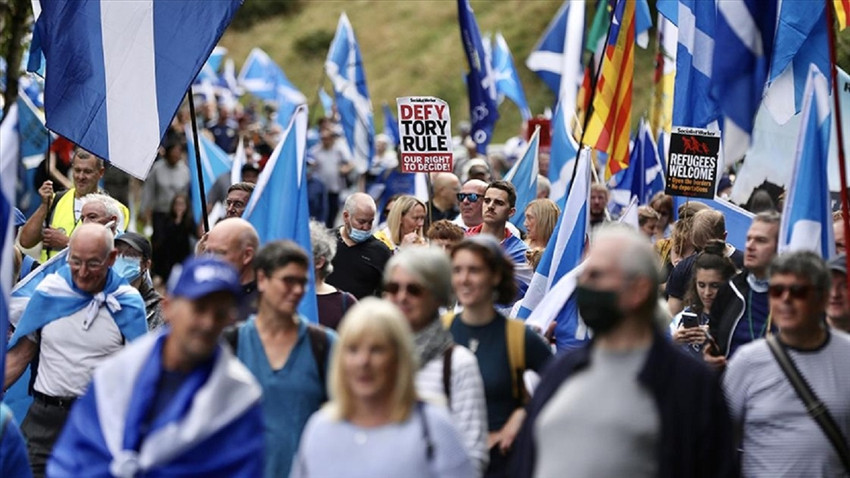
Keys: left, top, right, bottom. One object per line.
{"left": 723, "top": 331, "right": 850, "bottom": 477}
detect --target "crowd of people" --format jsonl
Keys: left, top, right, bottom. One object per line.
{"left": 2, "top": 104, "right": 850, "bottom": 478}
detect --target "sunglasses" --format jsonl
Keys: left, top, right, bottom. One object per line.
{"left": 457, "top": 193, "right": 481, "bottom": 202}
{"left": 384, "top": 281, "right": 425, "bottom": 297}
{"left": 767, "top": 284, "right": 812, "bottom": 300}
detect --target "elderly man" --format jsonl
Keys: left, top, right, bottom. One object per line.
{"left": 426, "top": 172, "right": 461, "bottom": 229}
{"left": 3, "top": 224, "right": 147, "bottom": 477}
{"left": 19, "top": 148, "right": 130, "bottom": 261}
{"left": 79, "top": 193, "right": 123, "bottom": 233}
{"left": 203, "top": 218, "right": 260, "bottom": 321}
{"left": 723, "top": 251, "right": 850, "bottom": 476}
{"left": 48, "top": 257, "right": 263, "bottom": 477}
{"left": 827, "top": 255, "right": 850, "bottom": 332}
{"left": 224, "top": 182, "right": 255, "bottom": 219}
{"left": 513, "top": 225, "right": 736, "bottom": 478}
{"left": 325, "top": 193, "right": 391, "bottom": 299}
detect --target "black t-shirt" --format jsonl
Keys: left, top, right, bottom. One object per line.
{"left": 666, "top": 247, "right": 744, "bottom": 300}
{"left": 325, "top": 231, "right": 391, "bottom": 299}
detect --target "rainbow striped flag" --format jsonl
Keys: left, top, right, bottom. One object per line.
{"left": 836, "top": 0, "right": 850, "bottom": 30}
{"left": 584, "top": 0, "right": 634, "bottom": 179}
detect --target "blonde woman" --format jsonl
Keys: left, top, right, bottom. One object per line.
{"left": 291, "top": 298, "right": 474, "bottom": 478}
{"left": 374, "top": 195, "right": 427, "bottom": 251}
{"left": 523, "top": 199, "right": 560, "bottom": 249}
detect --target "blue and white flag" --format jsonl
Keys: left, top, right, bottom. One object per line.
{"left": 29, "top": 0, "right": 240, "bottom": 180}
{"left": 763, "top": 0, "right": 829, "bottom": 125}
{"left": 711, "top": 0, "right": 777, "bottom": 162}
{"left": 779, "top": 66, "right": 834, "bottom": 259}
{"left": 673, "top": 196, "right": 754, "bottom": 252}
{"left": 525, "top": 1, "right": 585, "bottom": 116}
{"left": 382, "top": 102, "right": 400, "bottom": 147}
{"left": 611, "top": 119, "right": 664, "bottom": 208}
{"left": 673, "top": 0, "right": 719, "bottom": 129}
{"left": 231, "top": 136, "right": 245, "bottom": 186}
{"left": 16, "top": 92, "right": 50, "bottom": 216}
{"left": 0, "top": 105, "right": 18, "bottom": 395}
{"left": 319, "top": 87, "right": 334, "bottom": 118}
{"left": 243, "top": 105, "right": 318, "bottom": 322}
{"left": 518, "top": 147, "right": 591, "bottom": 351}
{"left": 492, "top": 33, "right": 531, "bottom": 120}
{"left": 185, "top": 124, "right": 233, "bottom": 223}
{"left": 325, "top": 13, "right": 375, "bottom": 171}
{"left": 548, "top": 103, "right": 580, "bottom": 207}
{"left": 504, "top": 126, "right": 540, "bottom": 232}
{"left": 458, "top": 0, "right": 500, "bottom": 155}
{"left": 196, "top": 46, "right": 227, "bottom": 84}
{"left": 238, "top": 47, "right": 307, "bottom": 129}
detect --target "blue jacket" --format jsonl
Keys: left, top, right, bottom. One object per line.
{"left": 511, "top": 331, "right": 738, "bottom": 478}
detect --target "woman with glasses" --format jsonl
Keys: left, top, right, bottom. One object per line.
{"left": 383, "top": 247, "right": 489, "bottom": 475}
{"left": 374, "top": 195, "right": 427, "bottom": 251}
{"left": 446, "top": 236, "right": 552, "bottom": 477}
{"left": 291, "top": 298, "right": 475, "bottom": 478}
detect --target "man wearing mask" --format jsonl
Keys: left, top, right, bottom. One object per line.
{"left": 114, "top": 232, "right": 164, "bottom": 331}
{"left": 512, "top": 225, "right": 735, "bottom": 478}
{"left": 326, "top": 193, "right": 391, "bottom": 299}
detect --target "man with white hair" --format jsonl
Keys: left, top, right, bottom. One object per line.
{"left": 513, "top": 225, "right": 735, "bottom": 477}
{"left": 79, "top": 193, "right": 123, "bottom": 234}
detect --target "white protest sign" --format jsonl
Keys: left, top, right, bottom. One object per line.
{"left": 397, "top": 96, "right": 452, "bottom": 173}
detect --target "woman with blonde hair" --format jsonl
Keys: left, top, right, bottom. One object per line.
{"left": 374, "top": 195, "right": 427, "bottom": 251}
{"left": 291, "top": 298, "right": 474, "bottom": 478}
{"left": 523, "top": 198, "right": 560, "bottom": 249}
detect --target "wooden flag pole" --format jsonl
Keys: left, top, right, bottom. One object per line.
{"left": 826, "top": 0, "right": 850, "bottom": 297}
{"left": 187, "top": 87, "right": 210, "bottom": 233}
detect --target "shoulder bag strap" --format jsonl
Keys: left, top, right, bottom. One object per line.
{"left": 766, "top": 335, "right": 850, "bottom": 472}
{"left": 442, "top": 346, "right": 453, "bottom": 407}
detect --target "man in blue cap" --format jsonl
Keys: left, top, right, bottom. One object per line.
{"left": 48, "top": 256, "right": 264, "bottom": 477}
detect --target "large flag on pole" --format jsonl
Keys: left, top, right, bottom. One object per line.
{"left": 0, "top": 106, "right": 19, "bottom": 398}
{"left": 584, "top": 0, "right": 635, "bottom": 180}
{"left": 779, "top": 66, "right": 834, "bottom": 259}
{"left": 504, "top": 126, "right": 540, "bottom": 232}
{"left": 837, "top": 0, "right": 850, "bottom": 30}
{"left": 184, "top": 124, "right": 233, "bottom": 222}
{"left": 673, "top": 0, "right": 719, "bottom": 129}
{"left": 457, "top": 0, "right": 500, "bottom": 155}
{"left": 237, "top": 47, "right": 307, "bottom": 128}
{"left": 492, "top": 33, "right": 532, "bottom": 120}
{"left": 29, "top": 0, "right": 241, "bottom": 180}
{"left": 548, "top": 103, "right": 580, "bottom": 207}
{"left": 243, "top": 105, "right": 318, "bottom": 322}
{"left": 711, "top": 0, "right": 777, "bottom": 163}
{"left": 525, "top": 1, "right": 585, "bottom": 115}
{"left": 325, "top": 13, "right": 375, "bottom": 172}
{"left": 763, "top": 0, "right": 829, "bottom": 125}
{"left": 518, "top": 147, "right": 592, "bottom": 351}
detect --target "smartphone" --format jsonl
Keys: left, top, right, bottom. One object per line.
{"left": 681, "top": 312, "right": 699, "bottom": 329}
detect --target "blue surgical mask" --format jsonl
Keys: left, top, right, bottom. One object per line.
{"left": 113, "top": 255, "right": 142, "bottom": 282}
{"left": 349, "top": 227, "right": 372, "bottom": 244}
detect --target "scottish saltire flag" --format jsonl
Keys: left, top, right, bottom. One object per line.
{"left": 493, "top": 33, "right": 531, "bottom": 120}
{"left": 325, "top": 13, "right": 375, "bottom": 171}
{"left": 779, "top": 66, "right": 834, "bottom": 258}
{"left": 184, "top": 124, "right": 232, "bottom": 223}
{"left": 618, "top": 196, "right": 640, "bottom": 229}
{"left": 584, "top": 0, "right": 635, "bottom": 179}
{"left": 837, "top": 0, "right": 850, "bottom": 30}
{"left": 525, "top": 1, "right": 585, "bottom": 114}
{"left": 243, "top": 105, "right": 318, "bottom": 322}
{"left": 518, "top": 147, "right": 591, "bottom": 351}
{"left": 656, "top": 0, "right": 678, "bottom": 24}
{"left": 649, "top": 13, "right": 677, "bottom": 137}
{"left": 231, "top": 136, "right": 245, "bottom": 186}
{"left": 0, "top": 106, "right": 18, "bottom": 396}
{"left": 711, "top": 0, "right": 777, "bottom": 162}
{"left": 238, "top": 48, "right": 307, "bottom": 128}
{"left": 611, "top": 119, "right": 664, "bottom": 208}
{"left": 673, "top": 0, "right": 719, "bottom": 129}
{"left": 196, "top": 46, "right": 227, "bottom": 83}
{"left": 319, "top": 87, "right": 334, "bottom": 118}
{"left": 457, "top": 0, "right": 500, "bottom": 154}
{"left": 382, "top": 103, "right": 400, "bottom": 147}
{"left": 29, "top": 0, "right": 240, "bottom": 180}
{"left": 673, "top": 196, "right": 754, "bottom": 251}
{"left": 504, "top": 126, "right": 540, "bottom": 232}
{"left": 763, "top": 0, "right": 829, "bottom": 125}
{"left": 549, "top": 103, "right": 580, "bottom": 207}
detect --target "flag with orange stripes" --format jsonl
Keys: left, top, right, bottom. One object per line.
{"left": 836, "top": 0, "right": 850, "bottom": 30}
{"left": 583, "top": 0, "right": 634, "bottom": 179}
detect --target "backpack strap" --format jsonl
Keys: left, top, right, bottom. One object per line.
{"left": 442, "top": 346, "right": 453, "bottom": 408}
{"left": 307, "top": 324, "right": 330, "bottom": 394}
{"left": 505, "top": 318, "right": 527, "bottom": 405}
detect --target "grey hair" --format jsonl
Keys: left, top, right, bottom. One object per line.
{"left": 384, "top": 246, "right": 453, "bottom": 306}
{"left": 536, "top": 175, "right": 551, "bottom": 197}
{"left": 769, "top": 251, "right": 831, "bottom": 299}
{"left": 753, "top": 210, "right": 781, "bottom": 226}
{"left": 80, "top": 193, "right": 122, "bottom": 223}
{"left": 594, "top": 223, "right": 661, "bottom": 291}
{"left": 343, "top": 192, "right": 376, "bottom": 216}
{"left": 310, "top": 220, "right": 338, "bottom": 278}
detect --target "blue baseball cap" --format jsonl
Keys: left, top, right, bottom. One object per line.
{"left": 167, "top": 256, "right": 243, "bottom": 300}
{"left": 14, "top": 208, "right": 26, "bottom": 227}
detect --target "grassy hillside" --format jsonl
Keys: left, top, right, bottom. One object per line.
{"left": 219, "top": 0, "right": 658, "bottom": 143}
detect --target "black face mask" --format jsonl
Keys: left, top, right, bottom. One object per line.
{"left": 576, "top": 285, "right": 625, "bottom": 335}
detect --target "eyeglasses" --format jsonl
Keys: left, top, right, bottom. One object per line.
{"left": 768, "top": 284, "right": 812, "bottom": 300}
{"left": 278, "top": 275, "right": 309, "bottom": 288}
{"left": 225, "top": 199, "right": 246, "bottom": 209}
{"left": 384, "top": 281, "right": 425, "bottom": 297}
{"left": 68, "top": 257, "right": 106, "bottom": 271}
{"left": 457, "top": 193, "right": 481, "bottom": 203}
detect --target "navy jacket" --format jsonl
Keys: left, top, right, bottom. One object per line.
{"left": 511, "top": 331, "right": 738, "bottom": 478}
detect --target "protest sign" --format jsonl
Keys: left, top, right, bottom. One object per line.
{"left": 397, "top": 96, "right": 452, "bottom": 173}
{"left": 665, "top": 127, "right": 720, "bottom": 199}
